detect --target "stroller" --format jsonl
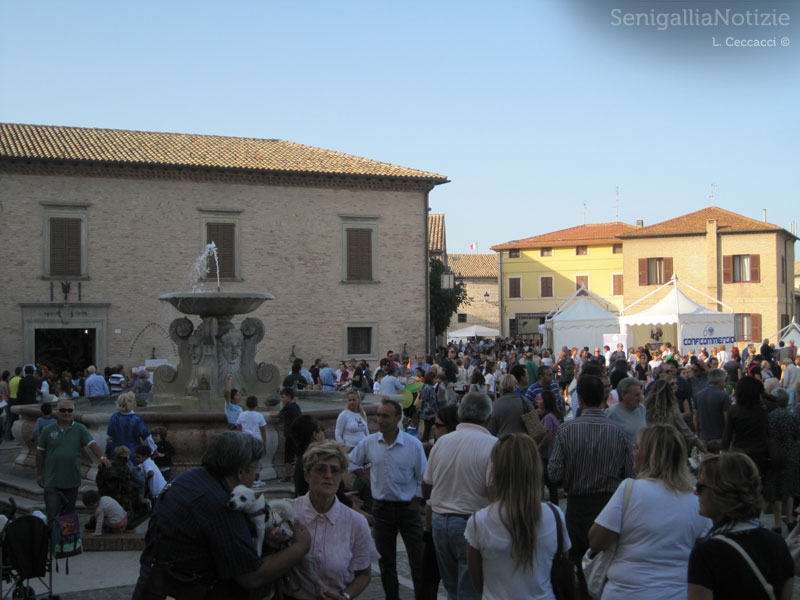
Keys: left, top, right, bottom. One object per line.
{"left": 0, "top": 497, "right": 58, "bottom": 600}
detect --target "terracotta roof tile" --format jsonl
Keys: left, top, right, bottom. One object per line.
{"left": 447, "top": 254, "right": 498, "bottom": 278}
{"left": 619, "top": 206, "right": 786, "bottom": 238}
{"left": 0, "top": 123, "right": 448, "bottom": 182}
{"left": 429, "top": 214, "right": 446, "bottom": 254}
{"left": 491, "top": 222, "right": 636, "bottom": 251}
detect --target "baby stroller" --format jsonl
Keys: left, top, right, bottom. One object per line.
{"left": 0, "top": 507, "right": 58, "bottom": 600}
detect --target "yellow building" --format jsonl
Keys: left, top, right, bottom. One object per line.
{"left": 491, "top": 223, "right": 636, "bottom": 339}
{"left": 619, "top": 207, "right": 796, "bottom": 345}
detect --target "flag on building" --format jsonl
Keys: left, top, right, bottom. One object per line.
{"left": 470, "top": 242, "right": 477, "bottom": 250}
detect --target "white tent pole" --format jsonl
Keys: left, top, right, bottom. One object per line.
{"left": 619, "top": 277, "right": 675, "bottom": 315}
{"left": 671, "top": 276, "right": 735, "bottom": 313}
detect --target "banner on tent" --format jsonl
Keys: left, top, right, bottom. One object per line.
{"left": 680, "top": 323, "right": 735, "bottom": 350}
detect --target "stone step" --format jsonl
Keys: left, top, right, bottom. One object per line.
{"left": 83, "top": 531, "right": 146, "bottom": 552}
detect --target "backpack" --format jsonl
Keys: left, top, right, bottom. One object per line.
{"left": 52, "top": 512, "right": 82, "bottom": 572}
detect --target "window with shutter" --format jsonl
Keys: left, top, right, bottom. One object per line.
{"left": 509, "top": 278, "right": 521, "bottom": 298}
{"left": 576, "top": 275, "right": 589, "bottom": 293}
{"left": 49, "top": 217, "right": 82, "bottom": 277}
{"left": 613, "top": 274, "right": 624, "bottom": 296}
{"left": 206, "top": 222, "right": 237, "bottom": 279}
{"left": 347, "top": 327, "right": 372, "bottom": 355}
{"left": 750, "top": 313, "right": 761, "bottom": 342}
{"left": 540, "top": 276, "right": 553, "bottom": 298}
{"left": 646, "top": 258, "right": 665, "bottom": 285}
{"left": 346, "top": 228, "right": 373, "bottom": 281}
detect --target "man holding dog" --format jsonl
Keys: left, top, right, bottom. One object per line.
{"left": 349, "top": 399, "right": 427, "bottom": 600}
{"left": 132, "top": 431, "right": 311, "bottom": 600}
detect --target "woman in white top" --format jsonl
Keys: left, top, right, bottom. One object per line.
{"left": 334, "top": 390, "right": 369, "bottom": 450}
{"left": 588, "top": 423, "right": 712, "bottom": 600}
{"left": 465, "top": 433, "right": 569, "bottom": 600}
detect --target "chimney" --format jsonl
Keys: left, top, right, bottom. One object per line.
{"left": 763, "top": 209, "right": 767, "bottom": 222}
{"left": 636, "top": 219, "right": 644, "bottom": 228}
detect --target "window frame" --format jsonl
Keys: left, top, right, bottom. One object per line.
{"left": 199, "top": 208, "right": 243, "bottom": 282}
{"left": 457, "top": 313, "right": 467, "bottom": 323}
{"left": 343, "top": 322, "right": 378, "bottom": 360}
{"left": 508, "top": 277, "right": 522, "bottom": 298}
{"left": 575, "top": 274, "right": 589, "bottom": 293}
{"left": 612, "top": 244, "right": 623, "bottom": 254}
{"left": 576, "top": 245, "right": 588, "bottom": 256}
{"left": 540, "top": 247, "right": 552, "bottom": 257}
{"left": 508, "top": 249, "right": 520, "bottom": 259}
{"left": 612, "top": 273, "right": 624, "bottom": 296}
{"left": 340, "top": 216, "right": 379, "bottom": 283}
{"left": 42, "top": 203, "right": 90, "bottom": 280}
{"left": 540, "top": 275, "right": 554, "bottom": 298}
{"left": 638, "top": 257, "right": 673, "bottom": 286}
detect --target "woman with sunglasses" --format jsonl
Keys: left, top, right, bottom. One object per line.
{"left": 688, "top": 452, "right": 794, "bottom": 600}
{"left": 465, "top": 433, "right": 568, "bottom": 599}
{"left": 588, "top": 424, "right": 712, "bottom": 599}
{"left": 289, "top": 440, "right": 378, "bottom": 600}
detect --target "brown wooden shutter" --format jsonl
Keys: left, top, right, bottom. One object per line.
{"left": 613, "top": 274, "right": 624, "bottom": 296}
{"left": 663, "top": 257, "right": 673, "bottom": 281}
{"left": 750, "top": 313, "right": 761, "bottom": 342}
{"left": 576, "top": 276, "right": 589, "bottom": 293}
{"left": 206, "top": 222, "right": 236, "bottom": 278}
{"left": 749, "top": 254, "right": 760, "bottom": 283}
{"left": 50, "top": 217, "right": 82, "bottom": 277}
{"left": 722, "top": 255, "right": 733, "bottom": 284}
{"left": 638, "top": 259, "right": 647, "bottom": 285}
{"left": 541, "top": 277, "right": 553, "bottom": 297}
{"left": 346, "top": 228, "right": 373, "bottom": 281}
{"left": 509, "top": 278, "right": 520, "bottom": 298}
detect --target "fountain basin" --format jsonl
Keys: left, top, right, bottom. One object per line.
{"left": 159, "top": 292, "right": 274, "bottom": 317}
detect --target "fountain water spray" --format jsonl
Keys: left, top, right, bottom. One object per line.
{"left": 191, "top": 242, "right": 221, "bottom": 293}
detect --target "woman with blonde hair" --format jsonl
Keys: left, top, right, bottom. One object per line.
{"left": 334, "top": 389, "right": 369, "bottom": 450}
{"left": 106, "top": 391, "right": 153, "bottom": 458}
{"left": 688, "top": 452, "right": 794, "bottom": 599}
{"left": 465, "top": 433, "right": 568, "bottom": 599}
{"left": 589, "top": 424, "right": 711, "bottom": 599}
{"left": 645, "top": 379, "right": 705, "bottom": 452}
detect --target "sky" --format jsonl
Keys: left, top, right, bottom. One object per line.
{"left": 1, "top": 0, "right": 798, "bottom": 254}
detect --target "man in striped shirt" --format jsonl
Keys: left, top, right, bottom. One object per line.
{"left": 548, "top": 374, "right": 634, "bottom": 581}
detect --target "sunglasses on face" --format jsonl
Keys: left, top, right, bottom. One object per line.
{"left": 59, "top": 408, "right": 74, "bottom": 413}
{"left": 312, "top": 464, "right": 342, "bottom": 476}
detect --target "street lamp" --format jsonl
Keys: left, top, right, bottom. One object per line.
{"left": 441, "top": 269, "right": 455, "bottom": 290}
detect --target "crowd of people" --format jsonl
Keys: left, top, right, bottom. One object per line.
{"left": 4, "top": 334, "right": 800, "bottom": 599}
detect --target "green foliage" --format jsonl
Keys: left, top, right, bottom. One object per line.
{"left": 429, "top": 257, "right": 469, "bottom": 337}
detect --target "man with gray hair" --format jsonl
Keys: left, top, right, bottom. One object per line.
{"left": 604, "top": 377, "right": 645, "bottom": 444}
{"left": 422, "top": 391, "right": 497, "bottom": 600}
{"left": 694, "top": 368, "right": 731, "bottom": 451}
{"left": 84, "top": 365, "right": 110, "bottom": 398}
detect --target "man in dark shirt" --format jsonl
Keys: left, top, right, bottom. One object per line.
{"left": 270, "top": 388, "right": 302, "bottom": 483}
{"left": 548, "top": 374, "right": 634, "bottom": 581}
{"left": 694, "top": 369, "right": 731, "bottom": 451}
{"left": 16, "top": 365, "right": 41, "bottom": 405}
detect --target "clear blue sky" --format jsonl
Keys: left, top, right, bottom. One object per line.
{"left": 2, "top": 0, "right": 797, "bottom": 253}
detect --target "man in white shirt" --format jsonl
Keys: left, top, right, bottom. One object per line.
{"left": 423, "top": 392, "right": 497, "bottom": 600}
{"left": 349, "top": 399, "right": 427, "bottom": 600}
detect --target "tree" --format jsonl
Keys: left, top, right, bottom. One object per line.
{"left": 429, "top": 257, "right": 469, "bottom": 337}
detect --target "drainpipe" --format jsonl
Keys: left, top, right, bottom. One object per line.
{"left": 498, "top": 251, "right": 504, "bottom": 336}
{"left": 424, "top": 190, "right": 431, "bottom": 354}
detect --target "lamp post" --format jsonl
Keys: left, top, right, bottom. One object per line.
{"left": 441, "top": 269, "right": 455, "bottom": 290}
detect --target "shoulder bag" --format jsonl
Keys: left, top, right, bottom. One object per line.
{"left": 520, "top": 397, "right": 547, "bottom": 446}
{"left": 715, "top": 534, "right": 776, "bottom": 600}
{"left": 581, "top": 478, "right": 634, "bottom": 599}
{"left": 547, "top": 502, "right": 577, "bottom": 600}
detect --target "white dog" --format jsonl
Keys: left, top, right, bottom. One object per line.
{"left": 228, "top": 485, "right": 322, "bottom": 595}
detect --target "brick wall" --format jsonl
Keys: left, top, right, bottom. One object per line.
{"left": 0, "top": 169, "right": 430, "bottom": 372}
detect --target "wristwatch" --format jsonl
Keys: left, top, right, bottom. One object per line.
{"left": 341, "top": 592, "right": 352, "bottom": 600}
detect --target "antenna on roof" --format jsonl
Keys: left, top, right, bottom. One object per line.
{"left": 583, "top": 199, "right": 587, "bottom": 225}
{"left": 615, "top": 186, "right": 620, "bottom": 221}
{"left": 709, "top": 183, "right": 717, "bottom": 203}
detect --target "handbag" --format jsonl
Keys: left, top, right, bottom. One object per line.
{"left": 715, "top": 535, "right": 776, "bottom": 600}
{"left": 520, "top": 398, "right": 547, "bottom": 446}
{"left": 547, "top": 502, "right": 577, "bottom": 600}
{"left": 581, "top": 479, "right": 634, "bottom": 599}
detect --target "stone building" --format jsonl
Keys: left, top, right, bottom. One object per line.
{"left": 619, "top": 207, "right": 796, "bottom": 345}
{"left": 491, "top": 223, "right": 635, "bottom": 339}
{"left": 446, "top": 254, "right": 499, "bottom": 330}
{"left": 0, "top": 123, "right": 447, "bottom": 374}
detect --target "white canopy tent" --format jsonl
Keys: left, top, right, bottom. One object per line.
{"left": 447, "top": 324, "right": 501, "bottom": 341}
{"left": 542, "top": 286, "right": 619, "bottom": 351}
{"left": 767, "top": 319, "right": 800, "bottom": 361}
{"left": 619, "top": 276, "right": 734, "bottom": 353}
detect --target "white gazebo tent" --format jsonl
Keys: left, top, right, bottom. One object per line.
{"left": 447, "top": 324, "right": 501, "bottom": 341}
{"left": 541, "top": 285, "right": 619, "bottom": 351}
{"left": 619, "top": 276, "right": 734, "bottom": 354}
